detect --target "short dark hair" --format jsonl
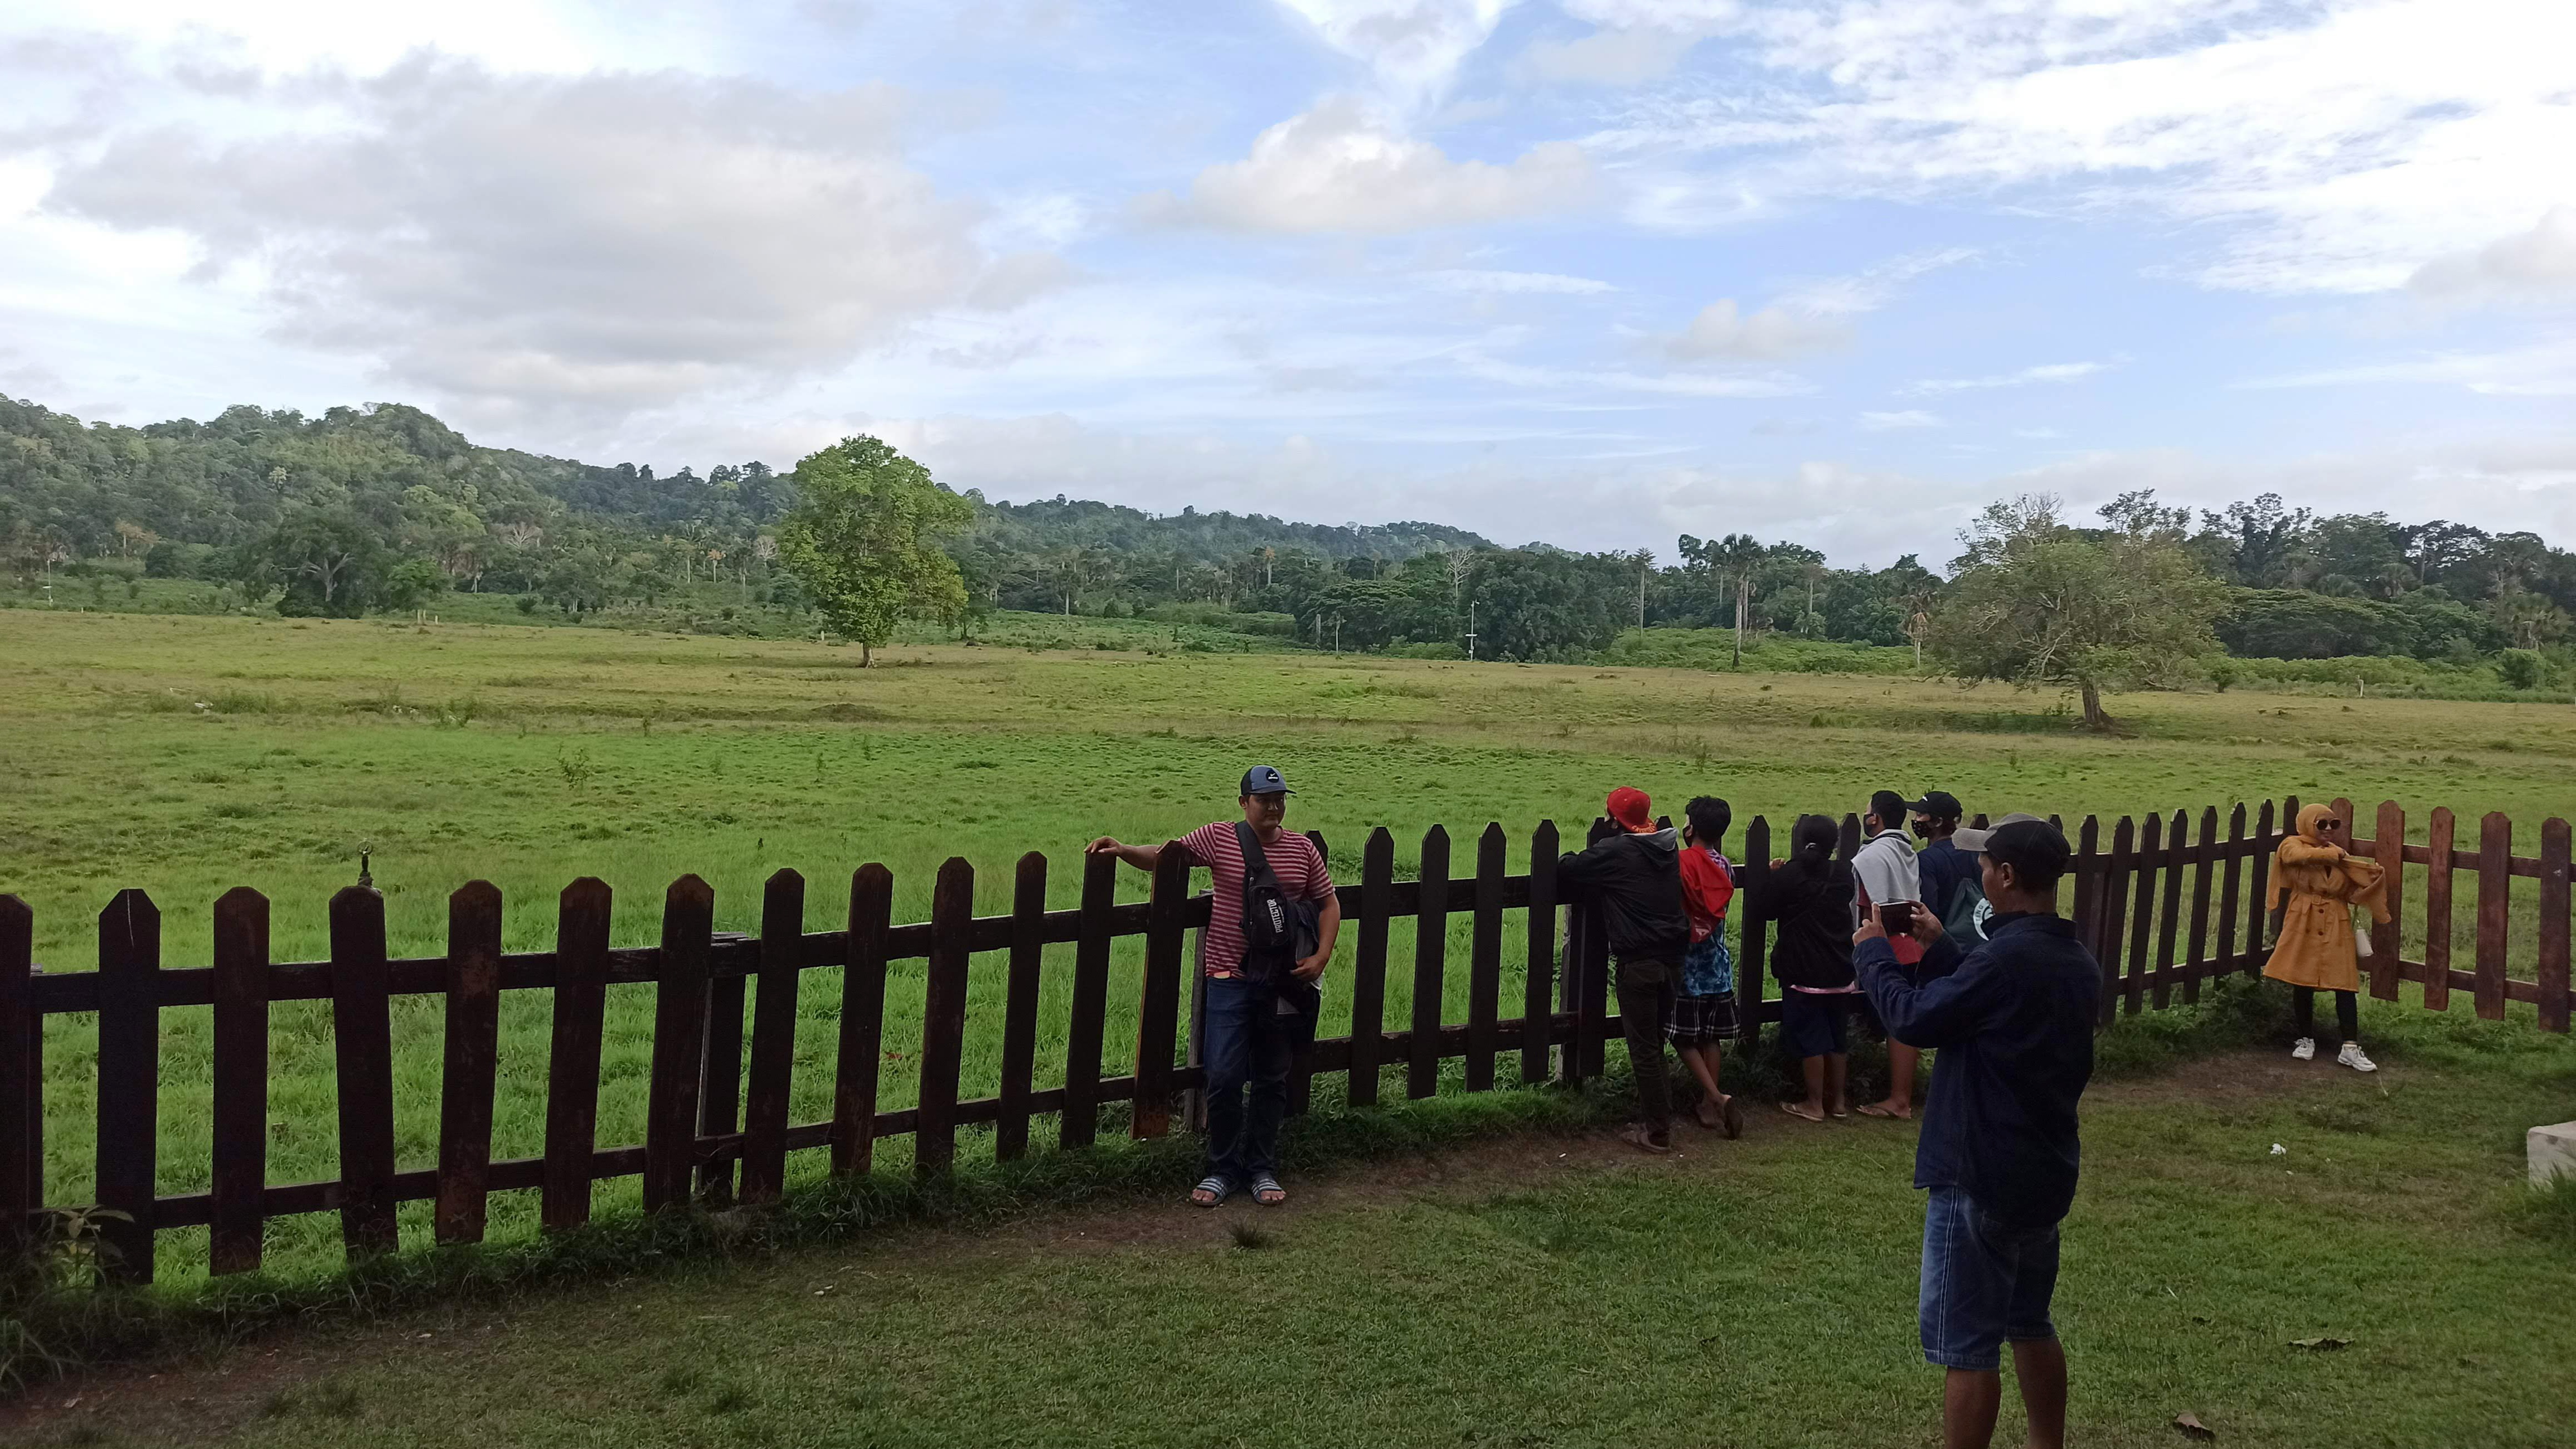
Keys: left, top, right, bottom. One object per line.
{"left": 1869, "top": 789, "right": 1908, "bottom": 825}
{"left": 1984, "top": 819, "right": 2071, "bottom": 892}
{"left": 1685, "top": 795, "right": 1731, "bottom": 845}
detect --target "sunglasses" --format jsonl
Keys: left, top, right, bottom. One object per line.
{"left": 2320, "top": 819, "right": 2345, "bottom": 830}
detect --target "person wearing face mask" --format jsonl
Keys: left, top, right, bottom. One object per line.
{"left": 1853, "top": 789, "right": 1926, "bottom": 1120}
{"left": 1909, "top": 791, "right": 1988, "bottom": 947}
{"left": 2262, "top": 803, "right": 2391, "bottom": 1072}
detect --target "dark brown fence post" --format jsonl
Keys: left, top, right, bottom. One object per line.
{"left": 2153, "top": 810, "right": 2186, "bottom": 1010}
{"left": 0, "top": 896, "right": 30, "bottom": 1262}
{"left": 996, "top": 853, "right": 1047, "bottom": 1162}
{"left": 739, "top": 868, "right": 806, "bottom": 1206}
{"left": 2214, "top": 805, "right": 2247, "bottom": 971}
{"left": 542, "top": 878, "right": 610, "bottom": 1232}
{"left": 2183, "top": 808, "right": 2216, "bottom": 1006}
{"left": 2095, "top": 820, "right": 2132, "bottom": 1027}
{"left": 917, "top": 857, "right": 975, "bottom": 1178}
{"left": 1348, "top": 828, "right": 1394, "bottom": 1107}
{"left": 833, "top": 864, "right": 894, "bottom": 1175}
{"left": 1466, "top": 824, "right": 1505, "bottom": 1092}
{"left": 1409, "top": 825, "right": 1451, "bottom": 1100}
{"left": 435, "top": 881, "right": 503, "bottom": 1247}
{"left": 2246, "top": 800, "right": 2278, "bottom": 979}
{"left": 696, "top": 941, "right": 747, "bottom": 1208}
{"left": 95, "top": 889, "right": 162, "bottom": 1283}
{"left": 2475, "top": 813, "right": 2511, "bottom": 1022}
{"left": 1580, "top": 818, "right": 1614, "bottom": 1077}
{"left": 1522, "top": 821, "right": 1559, "bottom": 1084}
{"left": 642, "top": 875, "right": 714, "bottom": 1212}
{"left": 2367, "top": 801, "right": 2404, "bottom": 999}
{"left": 1738, "top": 816, "right": 1771, "bottom": 1047}
{"left": 2540, "top": 818, "right": 2570, "bottom": 1034}
{"left": 330, "top": 884, "right": 397, "bottom": 1261}
{"left": 1060, "top": 852, "right": 1115, "bottom": 1150}
{"left": 1133, "top": 843, "right": 1190, "bottom": 1139}
{"left": 206, "top": 887, "right": 269, "bottom": 1275}
{"left": 2124, "top": 812, "right": 2161, "bottom": 1016}
{"left": 2424, "top": 808, "right": 2455, "bottom": 1012}
{"left": 1283, "top": 831, "right": 1330, "bottom": 1119}
{"left": 2069, "top": 818, "right": 2101, "bottom": 959}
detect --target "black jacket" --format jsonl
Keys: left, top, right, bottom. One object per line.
{"left": 1767, "top": 853, "right": 1857, "bottom": 991}
{"left": 1558, "top": 827, "right": 1688, "bottom": 966}
{"left": 1855, "top": 913, "right": 2100, "bottom": 1228}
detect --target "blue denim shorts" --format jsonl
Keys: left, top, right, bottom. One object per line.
{"left": 1919, "top": 1188, "right": 2061, "bottom": 1371}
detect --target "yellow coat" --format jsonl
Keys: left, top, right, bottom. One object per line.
{"left": 2263, "top": 803, "right": 2392, "bottom": 993}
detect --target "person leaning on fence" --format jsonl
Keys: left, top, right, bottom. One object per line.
{"left": 1086, "top": 765, "right": 1340, "bottom": 1208}
{"left": 2262, "top": 803, "right": 2390, "bottom": 1073}
{"left": 1772, "top": 814, "right": 1860, "bottom": 1122}
{"left": 1557, "top": 786, "right": 1690, "bottom": 1154}
{"left": 1853, "top": 787, "right": 1927, "bottom": 1121}
{"left": 1910, "top": 791, "right": 1988, "bottom": 946}
{"left": 1672, "top": 795, "right": 1744, "bottom": 1138}
{"left": 1852, "top": 813, "right": 2099, "bottom": 1449}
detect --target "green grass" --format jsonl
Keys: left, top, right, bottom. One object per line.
{"left": 6, "top": 992, "right": 2572, "bottom": 1447}
{"left": 6, "top": 607, "right": 2576, "bottom": 1290}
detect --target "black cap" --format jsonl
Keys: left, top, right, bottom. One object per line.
{"left": 1905, "top": 790, "right": 1964, "bottom": 820}
{"left": 1868, "top": 789, "right": 1909, "bottom": 825}
{"left": 1240, "top": 765, "right": 1293, "bottom": 796}
{"left": 1954, "top": 813, "right": 2070, "bottom": 882}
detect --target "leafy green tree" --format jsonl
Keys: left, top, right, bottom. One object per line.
{"left": 776, "top": 436, "right": 971, "bottom": 665}
{"left": 242, "top": 509, "right": 388, "bottom": 617}
{"left": 1930, "top": 493, "right": 2226, "bottom": 732}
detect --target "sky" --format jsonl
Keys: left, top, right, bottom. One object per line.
{"left": 2, "top": 0, "right": 2572, "bottom": 565}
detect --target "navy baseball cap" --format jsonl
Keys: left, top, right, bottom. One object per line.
{"left": 1240, "top": 765, "right": 1294, "bottom": 796}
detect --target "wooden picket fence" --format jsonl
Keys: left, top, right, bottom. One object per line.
{"left": 2, "top": 796, "right": 2567, "bottom": 1288}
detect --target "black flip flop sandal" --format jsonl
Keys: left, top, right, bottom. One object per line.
{"left": 1250, "top": 1173, "right": 1287, "bottom": 1205}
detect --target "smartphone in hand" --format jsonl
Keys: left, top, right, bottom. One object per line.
{"left": 1878, "top": 902, "right": 1918, "bottom": 936}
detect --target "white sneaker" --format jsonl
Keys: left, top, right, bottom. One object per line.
{"left": 2290, "top": 1037, "right": 2315, "bottom": 1061}
{"left": 2337, "top": 1041, "right": 2377, "bottom": 1073}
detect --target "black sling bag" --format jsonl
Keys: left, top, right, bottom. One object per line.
{"left": 1232, "top": 821, "right": 1321, "bottom": 980}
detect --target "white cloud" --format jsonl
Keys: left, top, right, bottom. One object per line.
{"left": 1461, "top": 351, "right": 1808, "bottom": 397}
{"left": 1425, "top": 268, "right": 1615, "bottom": 293}
{"left": 1773, "top": 247, "right": 1978, "bottom": 318}
{"left": 1273, "top": 0, "right": 1518, "bottom": 111}
{"left": 1142, "top": 96, "right": 1594, "bottom": 234}
{"left": 2410, "top": 209, "right": 2576, "bottom": 300}
{"left": 1860, "top": 409, "right": 1940, "bottom": 430}
{"left": 2239, "top": 340, "right": 2576, "bottom": 398}
{"left": 1521, "top": 1, "right": 1738, "bottom": 86}
{"left": 1903, "top": 359, "right": 2118, "bottom": 396}
{"left": 28, "top": 55, "right": 1041, "bottom": 429}
{"left": 1651, "top": 298, "right": 1845, "bottom": 361}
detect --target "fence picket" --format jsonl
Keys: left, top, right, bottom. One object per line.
{"left": 2476, "top": 813, "right": 2512, "bottom": 1022}
{"left": 1133, "top": 843, "right": 1189, "bottom": 1139}
{"left": 1060, "top": 852, "right": 1114, "bottom": 1150}
{"left": 2124, "top": 812, "right": 2161, "bottom": 1016}
{"left": 1736, "top": 818, "right": 1770, "bottom": 1046}
{"left": 0, "top": 896, "right": 30, "bottom": 1261}
{"left": 2247, "top": 800, "right": 2278, "bottom": 979}
{"left": 95, "top": 889, "right": 162, "bottom": 1283}
{"left": 1522, "top": 821, "right": 1559, "bottom": 1084}
{"left": 696, "top": 940, "right": 747, "bottom": 1207}
{"left": 542, "top": 878, "right": 611, "bottom": 1231}
{"left": 1288, "top": 830, "right": 1330, "bottom": 1118}
{"left": 330, "top": 885, "right": 397, "bottom": 1260}
{"left": 997, "top": 853, "right": 1047, "bottom": 1162}
{"left": 642, "top": 875, "right": 714, "bottom": 1212}
{"left": 739, "top": 868, "right": 805, "bottom": 1206}
{"left": 1349, "top": 828, "right": 1394, "bottom": 1107}
{"left": 2215, "top": 805, "right": 2246, "bottom": 970}
{"left": 832, "top": 864, "right": 894, "bottom": 1175}
{"left": 2540, "top": 819, "right": 2571, "bottom": 1034}
{"left": 2183, "top": 809, "right": 2215, "bottom": 1006}
{"left": 2371, "top": 802, "right": 2406, "bottom": 1000}
{"left": 2095, "top": 820, "right": 2132, "bottom": 1027}
{"left": 2069, "top": 818, "right": 2101, "bottom": 959}
{"left": 435, "top": 881, "right": 503, "bottom": 1247}
{"left": 2424, "top": 809, "right": 2455, "bottom": 1012}
{"left": 2153, "top": 811, "right": 2186, "bottom": 1010}
{"left": 917, "top": 858, "right": 976, "bottom": 1177}
{"left": 206, "top": 888, "right": 270, "bottom": 1275}
{"left": 1410, "top": 826, "right": 1452, "bottom": 1100}
{"left": 1466, "top": 824, "right": 1506, "bottom": 1092}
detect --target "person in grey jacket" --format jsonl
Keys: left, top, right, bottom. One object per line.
{"left": 1558, "top": 786, "right": 1688, "bottom": 1153}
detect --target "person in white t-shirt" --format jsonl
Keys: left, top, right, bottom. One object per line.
{"left": 1852, "top": 789, "right": 1925, "bottom": 1121}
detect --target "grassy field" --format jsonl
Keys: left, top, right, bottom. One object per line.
{"left": 6, "top": 606, "right": 2574, "bottom": 1285}
{"left": 4, "top": 993, "right": 2573, "bottom": 1448}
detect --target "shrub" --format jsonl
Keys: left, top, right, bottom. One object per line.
{"left": 2496, "top": 648, "right": 2548, "bottom": 690}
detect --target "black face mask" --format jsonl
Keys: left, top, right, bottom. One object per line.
{"left": 1910, "top": 820, "right": 1932, "bottom": 839}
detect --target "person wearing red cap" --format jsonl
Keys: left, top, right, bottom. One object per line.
{"left": 1558, "top": 786, "right": 1690, "bottom": 1152}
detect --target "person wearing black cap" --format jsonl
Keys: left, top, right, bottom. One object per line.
{"left": 1852, "top": 813, "right": 2099, "bottom": 1449}
{"left": 1088, "top": 765, "right": 1339, "bottom": 1209}
{"left": 1910, "top": 791, "right": 1988, "bottom": 947}
{"left": 1853, "top": 788, "right": 1925, "bottom": 1121}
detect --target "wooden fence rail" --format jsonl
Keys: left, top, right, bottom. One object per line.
{"left": 4, "top": 798, "right": 2569, "bottom": 1284}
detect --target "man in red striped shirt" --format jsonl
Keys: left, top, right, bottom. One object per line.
{"left": 1088, "top": 766, "right": 1339, "bottom": 1208}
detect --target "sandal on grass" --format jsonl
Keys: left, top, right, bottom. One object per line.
{"left": 1191, "top": 1175, "right": 1230, "bottom": 1208}
{"left": 1855, "top": 1102, "right": 1908, "bottom": 1120}
{"left": 1623, "top": 1123, "right": 1671, "bottom": 1155}
{"left": 1719, "top": 1095, "right": 1744, "bottom": 1140}
{"left": 1250, "top": 1173, "right": 1287, "bottom": 1206}
{"left": 1780, "top": 1100, "right": 1826, "bottom": 1124}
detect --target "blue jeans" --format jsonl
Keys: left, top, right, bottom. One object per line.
{"left": 1201, "top": 977, "right": 1299, "bottom": 1183}
{"left": 1919, "top": 1188, "right": 2061, "bottom": 1371}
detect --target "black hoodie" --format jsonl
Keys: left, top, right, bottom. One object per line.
{"left": 1558, "top": 826, "right": 1689, "bottom": 966}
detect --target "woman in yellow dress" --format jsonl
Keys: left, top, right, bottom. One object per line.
{"left": 2263, "top": 803, "right": 2393, "bottom": 1072}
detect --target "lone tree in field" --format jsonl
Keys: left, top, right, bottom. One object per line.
{"left": 778, "top": 436, "right": 972, "bottom": 665}
{"left": 1928, "top": 491, "right": 2224, "bottom": 732}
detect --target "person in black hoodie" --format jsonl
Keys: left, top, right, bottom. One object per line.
{"left": 1770, "top": 814, "right": 1861, "bottom": 1122}
{"left": 1558, "top": 785, "right": 1689, "bottom": 1152}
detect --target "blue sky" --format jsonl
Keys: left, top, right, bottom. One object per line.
{"left": 2, "top": 1, "right": 2571, "bottom": 562}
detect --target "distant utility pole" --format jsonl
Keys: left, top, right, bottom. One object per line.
{"left": 1463, "top": 601, "right": 1478, "bottom": 660}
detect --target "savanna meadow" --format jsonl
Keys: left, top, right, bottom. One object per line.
{"left": 5, "top": 604, "right": 2575, "bottom": 1447}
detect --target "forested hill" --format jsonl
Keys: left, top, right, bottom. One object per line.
{"left": 0, "top": 395, "right": 1486, "bottom": 566}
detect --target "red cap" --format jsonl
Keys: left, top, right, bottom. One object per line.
{"left": 1607, "top": 786, "right": 1653, "bottom": 832}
